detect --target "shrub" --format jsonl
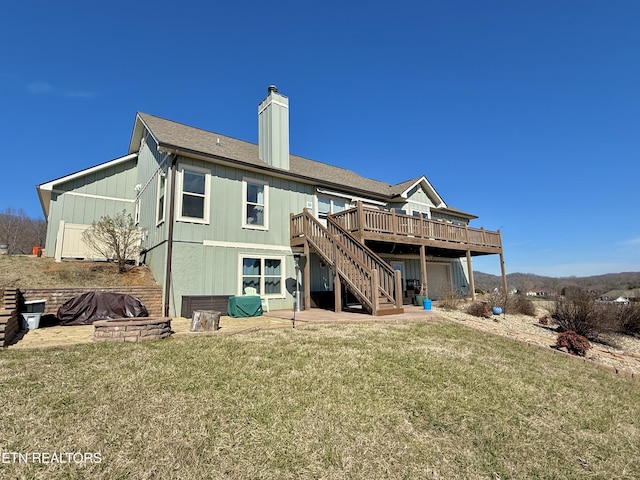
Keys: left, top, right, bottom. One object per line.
{"left": 506, "top": 294, "right": 536, "bottom": 316}
{"left": 621, "top": 303, "right": 640, "bottom": 337}
{"left": 556, "top": 331, "right": 592, "bottom": 356}
{"left": 553, "top": 289, "right": 599, "bottom": 339}
{"left": 591, "top": 302, "right": 628, "bottom": 336}
{"left": 439, "top": 285, "right": 459, "bottom": 311}
{"left": 553, "top": 289, "right": 632, "bottom": 340}
{"left": 82, "top": 210, "right": 141, "bottom": 273}
{"left": 487, "top": 289, "right": 508, "bottom": 312}
{"left": 466, "top": 302, "right": 490, "bottom": 318}
{"left": 483, "top": 291, "right": 535, "bottom": 316}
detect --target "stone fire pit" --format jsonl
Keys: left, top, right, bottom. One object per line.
{"left": 93, "top": 317, "right": 172, "bottom": 342}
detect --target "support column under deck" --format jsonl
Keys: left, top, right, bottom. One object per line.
{"left": 466, "top": 250, "right": 476, "bottom": 301}
{"left": 420, "top": 245, "right": 428, "bottom": 298}
{"left": 332, "top": 237, "right": 342, "bottom": 312}
{"left": 500, "top": 252, "right": 508, "bottom": 293}
{"left": 303, "top": 241, "right": 311, "bottom": 311}
{"left": 334, "top": 271, "right": 342, "bottom": 313}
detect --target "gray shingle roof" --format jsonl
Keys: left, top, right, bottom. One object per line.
{"left": 133, "top": 112, "right": 474, "bottom": 219}
{"left": 135, "top": 112, "right": 401, "bottom": 200}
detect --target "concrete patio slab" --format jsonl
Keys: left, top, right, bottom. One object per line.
{"left": 5, "top": 305, "right": 437, "bottom": 349}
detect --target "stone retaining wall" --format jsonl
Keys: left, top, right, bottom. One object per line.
{"left": 21, "top": 286, "right": 163, "bottom": 317}
{"left": 93, "top": 317, "right": 172, "bottom": 342}
{"left": 0, "top": 288, "right": 20, "bottom": 347}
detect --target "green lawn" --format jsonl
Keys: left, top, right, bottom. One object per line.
{"left": 1, "top": 321, "right": 639, "bottom": 479}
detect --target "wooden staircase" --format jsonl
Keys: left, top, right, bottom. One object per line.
{"left": 291, "top": 210, "right": 403, "bottom": 316}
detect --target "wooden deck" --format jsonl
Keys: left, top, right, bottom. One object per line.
{"left": 291, "top": 206, "right": 507, "bottom": 306}
{"left": 290, "top": 210, "right": 404, "bottom": 316}
{"left": 330, "top": 205, "right": 503, "bottom": 256}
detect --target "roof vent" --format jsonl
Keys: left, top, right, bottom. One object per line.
{"left": 268, "top": 85, "right": 278, "bottom": 94}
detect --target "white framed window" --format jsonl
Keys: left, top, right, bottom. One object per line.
{"left": 156, "top": 173, "right": 166, "bottom": 225}
{"left": 134, "top": 200, "right": 140, "bottom": 225}
{"left": 177, "top": 164, "right": 210, "bottom": 224}
{"left": 242, "top": 177, "right": 269, "bottom": 230}
{"left": 316, "top": 194, "right": 352, "bottom": 223}
{"left": 239, "top": 255, "right": 284, "bottom": 297}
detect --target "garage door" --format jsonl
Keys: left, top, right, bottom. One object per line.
{"left": 427, "top": 263, "right": 451, "bottom": 299}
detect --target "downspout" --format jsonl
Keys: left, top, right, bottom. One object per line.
{"left": 164, "top": 155, "right": 178, "bottom": 317}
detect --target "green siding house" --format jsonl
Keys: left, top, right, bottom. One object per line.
{"left": 37, "top": 86, "right": 506, "bottom": 317}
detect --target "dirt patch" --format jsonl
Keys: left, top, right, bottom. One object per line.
{"left": 0, "top": 255, "right": 157, "bottom": 290}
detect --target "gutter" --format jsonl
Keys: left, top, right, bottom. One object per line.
{"left": 163, "top": 154, "right": 178, "bottom": 317}
{"left": 156, "top": 143, "right": 396, "bottom": 204}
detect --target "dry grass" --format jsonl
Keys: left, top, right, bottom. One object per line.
{"left": 1, "top": 322, "right": 639, "bottom": 479}
{"left": 0, "top": 255, "right": 157, "bottom": 291}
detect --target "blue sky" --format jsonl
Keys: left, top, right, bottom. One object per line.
{"left": 2, "top": 1, "right": 639, "bottom": 277}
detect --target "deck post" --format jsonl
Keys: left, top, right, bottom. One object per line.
{"left": 334, "top": 271, "right": 342, "bottom": 313}
{"left": 392, "top": 209, "right": 398, "bottom": 235}
{"left": 420, "top": 245, "right": 428, "bottom": 297}
{"left": 500, "top": 251, "right": 508, "bottom": 293}
{"left": 497, "top": 229, "right": 508, "bottom": 293}
{"left": 333, "top": 238, "right": 342, "bottom": 313}
{"left": 466, "top": 250, "right": 476, "bottom": 300}
{"left": 357, "top": 201, "right": 365, "bottom": 243}
{"left": 303, "top": 240, "right": 311, "bottom": 310}
{"left": 372, "top": 268, "right": 380, "bottom": 315}
{"left": 394, "top": 269, "right": 403, "bottom": 309}
{"left": 289, "top": 212, "right": 294, "bottom": 240}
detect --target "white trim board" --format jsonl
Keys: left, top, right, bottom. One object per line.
{"left": 203, "top": 240, "right": 292, "bottom": 252}
{"left": 51, "top": 190, "right": 135, "bottom": 204}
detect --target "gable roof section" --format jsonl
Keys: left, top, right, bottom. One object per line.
{"left": 390, "top": 176, "right": 446, "bottom": 208}
{"left": 433, "top": 206, "right": 478, "bottom": 220}
{"left": 36, "top": 153, "right": 137, "bottom": 217}
{"left": 129, "top": 113, "right": 455, "bottom": 204}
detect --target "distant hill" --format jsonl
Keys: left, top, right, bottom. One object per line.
{"left": 474, "top": 271, "right": 640, "bottom": 295}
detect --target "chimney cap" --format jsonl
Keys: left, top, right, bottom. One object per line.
{"left": 268, "top": 85, "right": 278, "bottom": 94}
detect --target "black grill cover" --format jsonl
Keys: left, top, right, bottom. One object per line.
{"left": 57, "top": 291, "right": 149, "bottom": 326}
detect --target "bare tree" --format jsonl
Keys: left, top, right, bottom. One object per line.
{"left": 0, "top": 207, "right": 46, "bottom": 254}
{"left": 82, "top": 210, "right": 141, "bottom": 273}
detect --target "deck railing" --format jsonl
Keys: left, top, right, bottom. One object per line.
{"left": 331, "top": 206, "right": 502, "bottom": 249}
{"left": 326, "top": 217, "right": 399, "bottom": 306}
{"left": 290, "top": 210, "right": 402, "bottom": 314}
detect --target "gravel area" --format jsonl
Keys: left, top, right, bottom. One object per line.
{"left": 432, "top": 305, "right": 640, "bottom": 377}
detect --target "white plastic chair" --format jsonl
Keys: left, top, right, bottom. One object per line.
{"left": 243, "top": 287, "right": 269, "bottom": 313}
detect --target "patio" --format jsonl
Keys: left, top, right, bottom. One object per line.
{"left": 6, "top": 305, "right": 437, "bottom": 349}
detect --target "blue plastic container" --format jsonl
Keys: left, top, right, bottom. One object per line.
{"left": 423, "top": 298, "right": 432, "bottom": 310}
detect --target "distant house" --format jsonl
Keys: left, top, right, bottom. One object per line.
{"left": 601, "top": 289, "right": 640, "bottom": 303}
{"left": 37, "top": 86, "right": 506, "bottom": 317}
{"left": 526, "top": 291, "right": 552, "bottom": 298}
